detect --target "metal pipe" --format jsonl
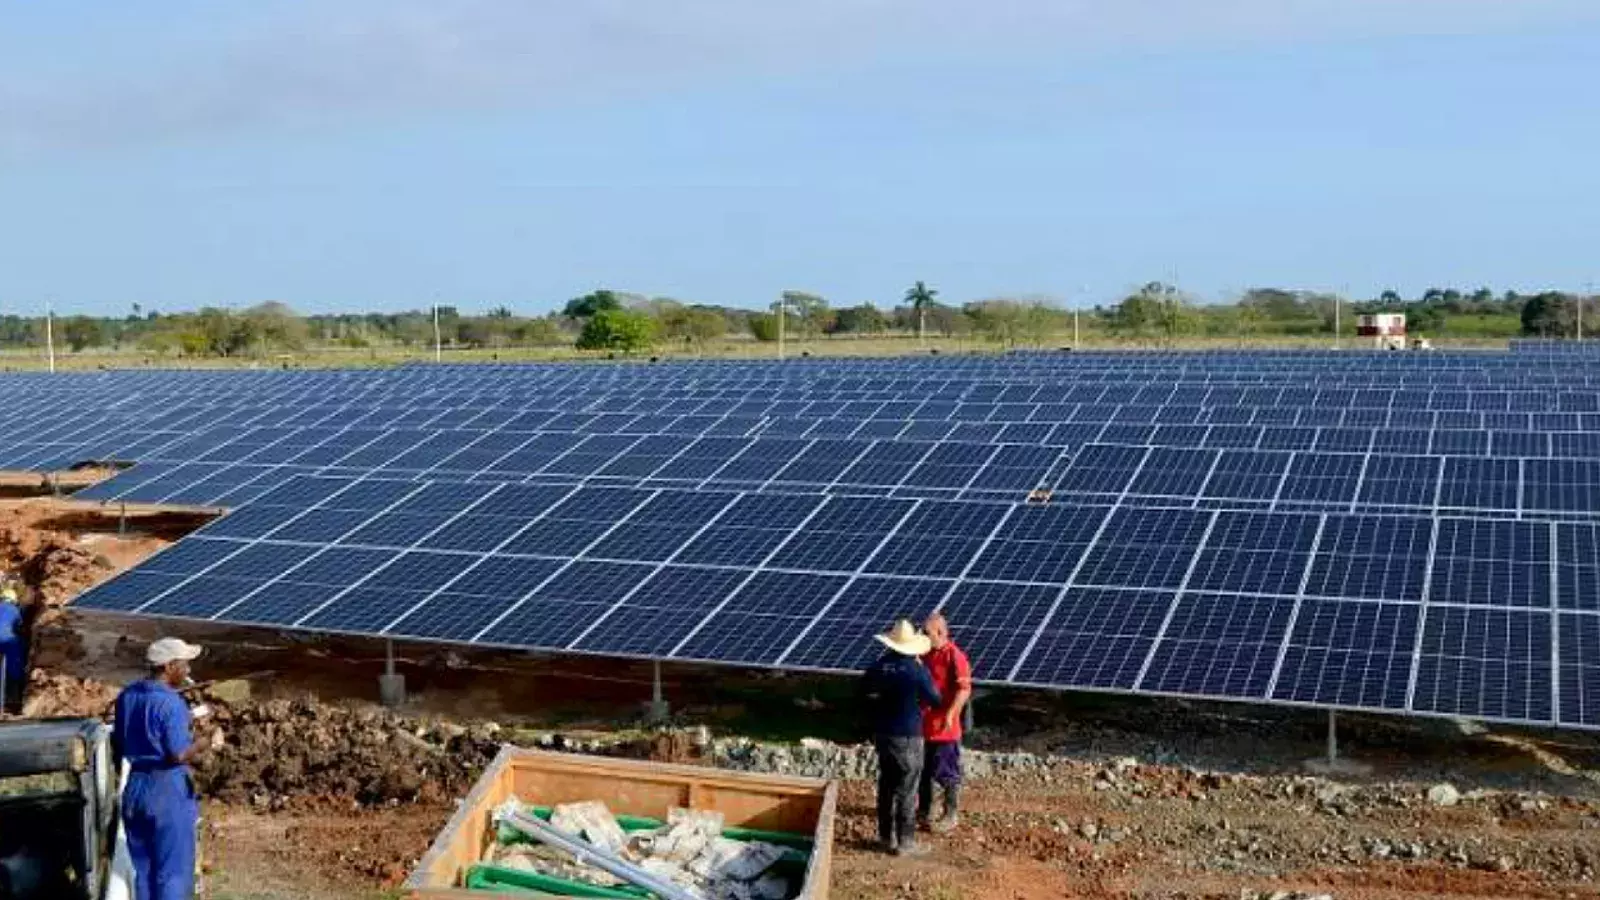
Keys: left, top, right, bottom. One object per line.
{"left": 503, "top": 811, "right": 704, "bottom": 900}
{"left": 1326, "top": 709, "right": 1337, "bottom": 764}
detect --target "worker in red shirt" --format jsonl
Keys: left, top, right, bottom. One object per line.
{"left": 917, "top": 612, "right": 972, "bottom": 833}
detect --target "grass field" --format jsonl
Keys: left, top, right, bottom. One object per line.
{"left": 0, "top": 332, "right": 1516, "bottom": 372}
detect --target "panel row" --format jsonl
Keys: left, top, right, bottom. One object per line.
{"left": 1057, "top": 444, "right": 1600, "bottom": 519}
{"left": 71, "top": 478, "right": 1600, "bottom": 727}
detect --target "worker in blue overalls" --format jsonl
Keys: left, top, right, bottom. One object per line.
{"left": 113, "top": 637, "right": 207, "bottom": 900}
{"left": 0, "top": 586, "right": 24, "bottom": 713}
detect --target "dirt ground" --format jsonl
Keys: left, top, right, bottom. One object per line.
{"left": 6, "top": 494, "right": 1600, "bottom": 900}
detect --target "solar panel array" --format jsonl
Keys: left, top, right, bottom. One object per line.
{"left": 24, "top": 350, "right": 1600, "bottom": 730}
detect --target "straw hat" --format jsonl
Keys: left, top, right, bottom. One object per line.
{"left": 875, "top": 619, "right": 932, "bottom": 656}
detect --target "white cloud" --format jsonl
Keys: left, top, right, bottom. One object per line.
{"left": 2, "top": 0, "right": 1595, "bottom": 152}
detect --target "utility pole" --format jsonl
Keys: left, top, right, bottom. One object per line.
{"left": 1335, "top": 284, "right": 1346, "bottom": 350}
{"left": 1073, "top": 284, "right": 1087, "bottom": 348}
{"left": 45, "top": 299, "right": 56, "bottom": 373}
{"left": 432, "top": 302, "right": 443, "bottom": 363}
{"left": 777, "top": 296, "right": 786, "bottom": 361}
{"left": 1582, "top": 281, "right": 1592, "bottom": 342}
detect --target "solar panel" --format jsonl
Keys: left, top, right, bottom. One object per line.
{"left": 1412, "top": 606, "right": 1553, "bottom": 723}
{"left": 1428, "top": 519, "right": 1550, "bottom": 608}
{"left": 1140, "top": 592, "right": 1295, "bottom": 697}
{"left": 1074, "top": 507, "right": 1213, "bottom": 590}
{"left": 47, "top": 349, "right": 1600, "bottom": 731}
{"left": 1272, "top": 599, "right": 1419, "bottom": 709}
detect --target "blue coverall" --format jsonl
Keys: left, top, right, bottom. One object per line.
{"left": 0, "top": 602, "right": 23, "bottom": 700}
{"left": 113, "top": 679, "right": 198, "bottom": 900}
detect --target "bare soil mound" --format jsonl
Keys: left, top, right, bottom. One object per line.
{"left": 19, "top": 670, "right": 120, "bottom": 718}
{"left": 195, "top": 697, "right": 503, "bottom": 808}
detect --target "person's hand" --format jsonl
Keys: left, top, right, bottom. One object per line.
{"left": 942, "top": 710, "right": 957, "bottom": 733}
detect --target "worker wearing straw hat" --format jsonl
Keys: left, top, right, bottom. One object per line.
{"left": 862, "top": 619, "right": 942, "bottom": 857}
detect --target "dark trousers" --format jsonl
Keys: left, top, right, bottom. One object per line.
{"left": 916, "top": 740, "right": 962, "bottom": 820}
{"left": 874, "top": 735, "right": 923, "bottom": 846}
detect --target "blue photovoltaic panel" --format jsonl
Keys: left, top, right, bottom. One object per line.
{"left": 419, "top": 515, "right": 532, "bottom": 553}
{"left": 190, "top": 504, "right": 305, "bottom": 540}
{"left": 1412, "top": 606, "right": 1553, "bottom": 724}
{"left": 1558, "top": 613, "right": 1600, "bottom": 727}
{"left": 1010, "top": 588, "right": 1173, "bottom": 689}
{"left": 1054, "top": 444, "right": 1147, "bottom": 498}
{"left": 1127, "top": 447, "right": 1217, "bottom": 499}
{"left": 1277, "top": 453, "right": 1363, "bottom": 507}
{"left": 340, "top": 512, "right": 457, "bottom": 548}
{"left": 1437, "top": 457, "right": 1520, "bottom": 513}
{"left": 203, "top": 542, "right": 322, "bottom": 581}
{"left": 279, "top": 546, "right": 395, "bottom": 588}
{"left": 222, "top": 581, "right": 346, "bottom": 627}
{"left": 1272, "top": 599, "right": 1419, "bottom": 710}
{"left": 1357, "top": 455, "right": 1439, "bottom": 509}
{"left": 1075, "top": 507, "right": 1213, "bottom": 590}
{"left": 49, "top": 352, "right": 1600, "bottom": 731}
{"left": 532, "top": 560, "right": 658, "bottom": 605}
{"left": 1186, "top": 510, "right": 1319, "bottom": 595}
{"left": 321, "top": 478, "right": 422, "bottom": 511}
{"left": 477, "top": 600, "right": 613, "bottom": 650}
{"left": 1371, "top": 428, "right": 1432, "bottom": 454}
{"left": 1524, "top": 459, "right": 1600, "bottom": 516}
{"left": 939, "top": 580, "right": 1059, "bottom": 633}
{"left": 1303, "top": 515, "right": 1432, "bottom": 602}
{"left": 585, "top": 523, "right": 706, "bottom": 562}
{"left": 140, "top": 576, "right": 260, "bottom": 619}
{"left": 72, "top": 570, "right": 194, "bottom": 612}
{"left": 610, "top": 566, "right": 749, "bottom": 615}
{"left": 1140, "top": 593, "right": 1295, "bottom": 698}
{"left": 1258, "top": 426, "right": 1317, "bottom": 451}
{"left": 1199, "top": 450, "right": 1290, "bottom": 504}
{"left": 1202, "top": 424, "right": 1262, "bottom": 449}
{"left": 1429, "top": 429, "right": 1489, "bottom": 456}
{"left": 673, "top": 608, "right": 812, "bottom": 666}
{"left": 1557, "top": 523, "right": 1600, "bottom": 612}
{"left": 298, "top": 586, "right": 434, "bottom": 633}
{"left": 1490, "top": 431, "right": 1549, "bottom": 458}
{"left": 782, "top": 577, "right": 953, "bottom": 672}
{"left": 1428, "top": 519, "right": 1550, "bottom": 608}
{"left": 138, "top": 537, "right": 249, "bottom": 576}
{"left": 721, "top": 570, "right": 849, "bottom": 617}
{"left": 262, "top": 509, "right": 366, "bottom": 543}
{"left": 967, "top": 504, "right": 1108, "bottom": 584}
{"left": 934, "top": 581, "right": 1063, "bottom": 680}
{"left": 499, "top": 519, "right": 613, "bottom": 557}
{"left": 1314, "top": 428, "right": 1373, "bottom": 454}
{"left": 572, "top": 605, "right": 707, "bottom": 656}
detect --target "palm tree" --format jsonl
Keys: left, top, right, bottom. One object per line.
{"left": 904, "top": 281, "right": 937, "bottom": 343}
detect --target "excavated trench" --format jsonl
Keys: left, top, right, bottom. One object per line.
{"left": 0, "top": 484, "right": 213, "bottom": 714}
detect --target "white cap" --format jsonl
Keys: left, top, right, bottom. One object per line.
{"left": 147, "top": 637, "right": 203, "bottom": 666}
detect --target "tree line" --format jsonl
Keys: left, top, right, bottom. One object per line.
{"left": 0, "top": 284, "right": 1590, "bottom": 358}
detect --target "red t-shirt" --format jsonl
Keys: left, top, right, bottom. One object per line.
{"left": 921, "top": 641, "right": 972, "bottom": 742}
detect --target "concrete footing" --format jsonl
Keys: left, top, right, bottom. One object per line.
{"left": 379, "top": 672, "right": 406, "bottom": 707}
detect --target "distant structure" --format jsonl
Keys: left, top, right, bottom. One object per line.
{"left": 1357, "top": 313, "right": 1407, "bottom": 350}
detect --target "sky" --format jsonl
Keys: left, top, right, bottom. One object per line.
{"left": 3, "top": 1, "right": 1599, "bottom": 317}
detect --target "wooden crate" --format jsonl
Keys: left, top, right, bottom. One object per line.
{"left": 406, "top": 747, "right": 837, "bottom": 899}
